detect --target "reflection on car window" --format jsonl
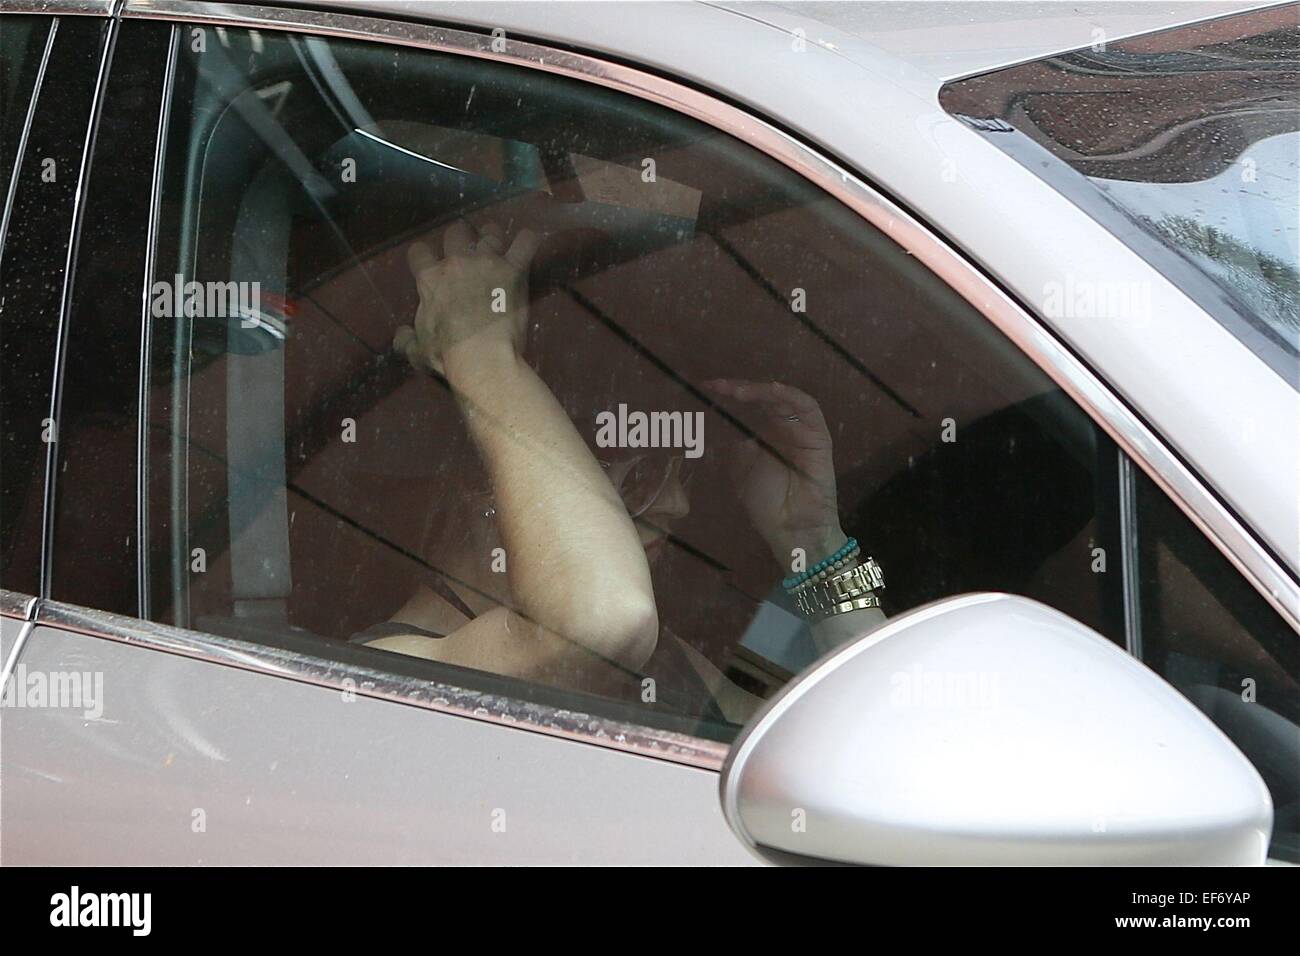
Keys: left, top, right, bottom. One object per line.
{"left": 145, "top": 25, "right": 1126, "bottom": 740}
{"left": 940, "top": 5, "right": 1300, "bottom": 385}
{"left": 1133, "top": 468, "right": 1300, "bottom": 862}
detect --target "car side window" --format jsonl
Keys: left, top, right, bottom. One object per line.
{"left": 1, "top": 13, "right": 106, "bottom": 598}
{"left": 1133, "top": 470, "right": 1299, "bottom": 861}
{"left": 0, "top": 13, "right": 55, "bottom": 597}
{"left": 45, "top": 21, "right": 172, "bottom": 617}
{"left": 143, "top": 24, "right": 1126, "bottom": 738}
{"left": 1, "top": 16, "right": 51, "bottom": 193}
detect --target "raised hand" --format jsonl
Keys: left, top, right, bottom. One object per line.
{"left": 704, "top": 379, "right": 847, "bottom": 570}
{"left": 394, "top": 219, "right": 540, "bottom": 376}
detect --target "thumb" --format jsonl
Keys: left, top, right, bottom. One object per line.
{"left": 393, "top": 324, "right": 417, "bottom": 355}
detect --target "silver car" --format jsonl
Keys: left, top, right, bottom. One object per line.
{"left": 1, "top": 0, "right": 1296, "bottom": 865}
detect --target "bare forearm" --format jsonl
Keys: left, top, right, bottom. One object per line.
{"left": 445, "top": 343, "right": 657, "bottom": 668}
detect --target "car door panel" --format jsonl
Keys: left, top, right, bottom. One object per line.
{"left": 3, "top": 613, "right": 753, "bottom": 864}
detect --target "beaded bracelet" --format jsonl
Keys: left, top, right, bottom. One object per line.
{"left": 782, "top": 537, "right": 859, "bottom": 591}
{"left": 789, "top": 545, "right": 860, "bottom": 593}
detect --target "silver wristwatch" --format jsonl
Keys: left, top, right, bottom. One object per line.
{"left": 792, "top": 557, "right": 885, "bottom": 620}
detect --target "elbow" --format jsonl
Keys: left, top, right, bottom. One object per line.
{"left": 614, "top": 596, "right": 660, "bottom": 671}
{"left": 555, "top": 594, "right": 659, "bottom": 672}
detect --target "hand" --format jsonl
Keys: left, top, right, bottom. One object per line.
{"left": 704, "top": 379, "right": 846, "bottom": 570}
{"left": 394, "top": 219, "right": 540, "bottom": 376}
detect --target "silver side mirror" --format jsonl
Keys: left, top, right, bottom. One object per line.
{"left": 720, "top": 593, "right": 1272, "bottom": 865}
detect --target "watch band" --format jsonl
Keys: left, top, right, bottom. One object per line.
{"left": 793, "top": 557, "right": 885, "bottom": 620}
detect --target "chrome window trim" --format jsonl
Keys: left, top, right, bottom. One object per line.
{"left": 0, "top": 618, "right": 37, "bottom": 699}
{"left": 39, "top": 12, "right": 118, "bottom": 600}
{"left": 0, "top": 1, "right": 116, "bottom": 16}
{"left": 0, "top": 16, "right": 57, "bottom": 272}
{"left": 32, "top": 596, "right": 732, "bottom": 769}
{"left": 0, "top": 589, "right": 37, "bottom": 622}
{"left": 93, "top": 0, "right": 1297, "bottom": 769}
{"left": 0, "top": 590, "right": 38, "bottom": 701}
{"left": 1117, "top": 455, "right": 1144, "bottom": 660}
{"left": 136, "top": 23, "right": 178, "bottom": 620}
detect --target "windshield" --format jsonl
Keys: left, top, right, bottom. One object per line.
{"left": 940, "top": 4, "right": 1300, "bottom": 387}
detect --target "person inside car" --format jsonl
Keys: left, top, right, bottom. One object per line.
{"left": 352, "top": 218, "right": 886, "bottom": 724}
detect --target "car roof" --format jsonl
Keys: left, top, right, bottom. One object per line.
{"left": 302, "top": 1, "right": 1271, "bottom": 91}
{"left": 709, "top": 1, "right": 1270, "bottom": 82}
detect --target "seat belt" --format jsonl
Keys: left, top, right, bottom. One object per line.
{"left": 226, "top": 169, "right": 293, "bottom": 628}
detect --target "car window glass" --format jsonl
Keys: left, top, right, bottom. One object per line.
{"left": 1, "top": 16, "right": 52, "bottom": 206}
{"left": 46, "top": 22, "right": 173, "bottom": 616}
{"left": 144, "top": 24, "right": 1125, "bottom": 739}
{"left": 1134, "top": 469, "right": 1300, "bottom": 862}
{"left": 0, "top": 14, "right": 106, "bottom": 598}
{"left": 0, "top": 13, "right": 54, "bottom": 596}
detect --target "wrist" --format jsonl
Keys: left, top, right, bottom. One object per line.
{"left": 775, "top": 527, "right": 849, "bottom": 572}
{"left": 790, "top": 555, "right": 886, "bottom": 622}
{"left": 443, "top": 335, "right": 522, "bottom": 388}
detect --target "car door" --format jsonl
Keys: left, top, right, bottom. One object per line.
{"left": 1, "top": 2, "right": 1295, "bottom": 865}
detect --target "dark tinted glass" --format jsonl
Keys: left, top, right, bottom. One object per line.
{"left": 1134, "top": 470, "right": 1300, "bottom": 861}
{"left": 941, "top": 5, "right": 1300, "bottom": 385}
{"left": 0, "top": 16, "right": 107, "bottom": 597}
{"left": 1, "top": 16, "right": 52, "bottom": 201}
{"left": 48, "top": 22, "right": 171, "bottom": 615}
{"left": 145, "top": 25, "right": 1123, "bottom": 738}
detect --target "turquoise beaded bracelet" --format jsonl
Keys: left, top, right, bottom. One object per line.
{"left": 783, "top": 537, "right": 859, "bottom": 591}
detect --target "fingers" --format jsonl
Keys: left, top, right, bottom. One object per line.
{"left": 704, "top": 378, "right": 831, "bottom": 450}
{"left": 393, "top": 324, "right": 425, "bottom": 369}
{"left": 406, "top": 240, "right": 438, "bottom": 280}
{"left": 505, "top": 227, "right": 540, "bottom": 269}
{"left": 706, "top": 379, "right": 825, "bottom": 423}
{"left": 705, "top": 378, "right": 808, "bottom": 405}
{"left": 476, "top": 221, "right": 505, "bottom": 256}
{"left": 444, "top": 219, "right": 477, "bottom": 258}
{"left": 767, "top": 382, "right": 827, "bottom": 429}
{"left": 394, "top": 324, "right": 445, "bottom": 375}
{"left": 426, "top": 219, "right": 534, "bottom": 267}
{"left": 393, "top": 324, "right": 416, "bottom": 354}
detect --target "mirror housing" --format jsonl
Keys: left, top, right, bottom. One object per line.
{"left": 721, "top": 593, "right": 1272, "bottom": 865}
